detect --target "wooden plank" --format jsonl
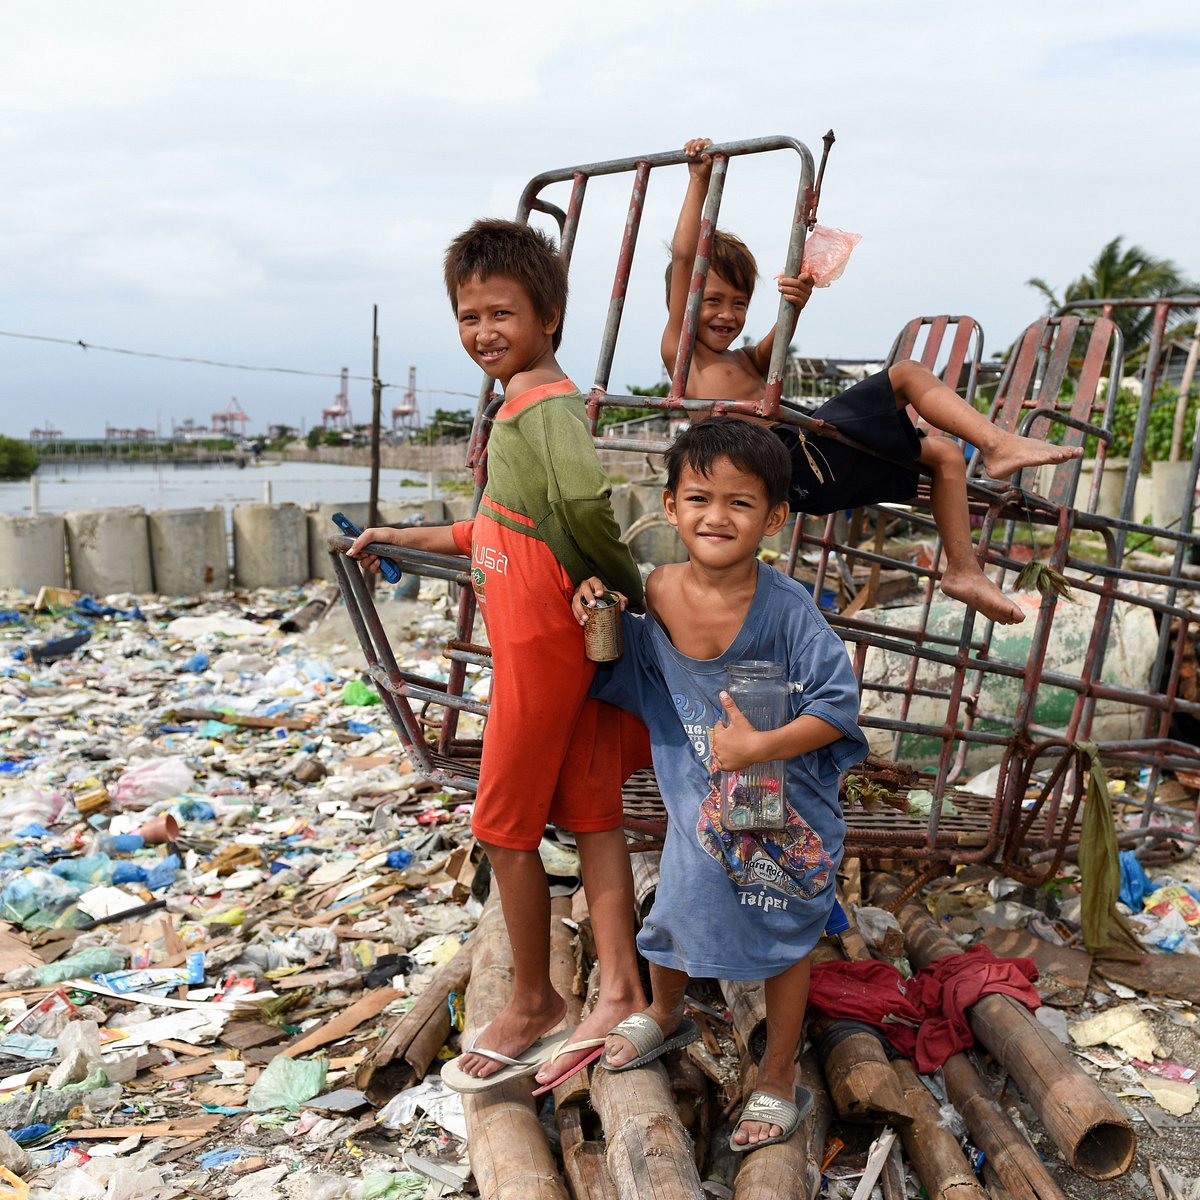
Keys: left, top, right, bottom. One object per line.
{"left": 67, "top": 1114, "right": 222, "bottom": 1140}
{"left": 168, "top": 707, "right": 317, "bottom": 731}
{"left": 982, "top": 928, "right": 1092, "bottom": 1008}
{"left": 219, "top": 1020, "right": 284, "bottom": 1051}
{"left": 279, "top": 988, "right": 402, "bottom": 1059}
{"left": 1097, "top": 952, "right": 1200, "bottom": 1004}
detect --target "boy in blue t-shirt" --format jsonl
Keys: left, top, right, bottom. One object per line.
{"left": 573, "top": 417, "right": 868, "bottom": 1152}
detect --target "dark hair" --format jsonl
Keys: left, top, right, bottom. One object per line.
{"left": 664, "top": 417, "right": 791, "bottom": 507}
{"left": 444, "top": 219, "right": 569, "bottom": 350}
{"left": 663, "top": 230, "right": 759, "bottom": 307}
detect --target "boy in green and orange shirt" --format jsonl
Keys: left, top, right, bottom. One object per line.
{"left": 350, "top": 219, "right": 648, "bottom": 1092}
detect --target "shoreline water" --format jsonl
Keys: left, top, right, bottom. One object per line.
{"left": 0, "top": 459, "right": 448, "bottom": 518}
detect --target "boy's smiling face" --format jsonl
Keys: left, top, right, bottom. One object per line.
{"left": 456, "top": 272, "right": 559, "bottom": 388}
{"left": 695, "top": 268, "right": 750, "bottom": 355}
{"left": 663, "top": 453, "right": 787, "bottom": 570}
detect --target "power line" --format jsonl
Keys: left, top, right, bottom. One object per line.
{"left": 0, "top": 328, "right": 481, "bottom": 399}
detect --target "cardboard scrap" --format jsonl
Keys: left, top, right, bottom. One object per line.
{"left": 1138, "top": 1074, "right": 1199, "bottom": 1117}
{"left": 0, "top": 924, "right": 43, "bottom": 974}
{"left": 1069, "top": 1004, "right": 1166, "bottom": 1061}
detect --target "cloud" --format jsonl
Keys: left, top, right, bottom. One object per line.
{"left": 1, "top": 0, "right": 1198, "bottom": 435}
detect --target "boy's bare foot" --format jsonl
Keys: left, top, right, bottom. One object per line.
{"left": 981, "top": 431, "right": 1083, "bottom": 481}
{"left": 456, "top": 994, "right": 567, "bottom": 1079}
{"left": 600, "top": 1006, "right": 686, "bottom": 1070}
{"left": 731, "top": 1063, "right": 796, "bottom": 1148}
{"left": 940, "top": 564, "right": 1026, "bottom": 625}
{"left": 532, "top": 992, "right": 644, "bottom": 1086}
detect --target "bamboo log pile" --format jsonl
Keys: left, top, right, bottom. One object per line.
{"left": 460, "top": 892, "right": 569, "bottom": 1200}
{"left": 870, "top": 873, "right": 1136, "bottom": 1181}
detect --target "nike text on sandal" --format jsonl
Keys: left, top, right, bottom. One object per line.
{"left": 597, "top": 1013, "right": 700, "bottom": 1073}
{"left": 729, "top": 1086, "right": 813, "bottom": 1153}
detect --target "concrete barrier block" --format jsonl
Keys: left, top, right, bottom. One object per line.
{"left": 858, "top": 588, "right": 1157, "bottom": 771}
{"left": 65, "top": 507, "right": 152, "bottom": 597}
{"left": 233, "top": 503, "right": 309, "bottom": 589}
{"left": 441, "top": 494, "right": 477, "bottom": 522}
{"left": 148, "top": 507, "right": 229, "bottom": 596}
{"left": 379, "top": 497, "right": 450, "bottom": 526}
{"left": 1152, "top": 460, "right": 1197, "bottom": 534}
{"left": 308, "top": 503, "right": 371, "bottom": 582}
{"left": 0, "top": 514, "right": 67, "bottom": 592}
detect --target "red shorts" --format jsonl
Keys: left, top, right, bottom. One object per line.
{"left": 454, "top": 509, "right": 650, "bottom": 850}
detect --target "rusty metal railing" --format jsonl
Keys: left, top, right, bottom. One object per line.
{"left": 333, "top": 134, "right": 1200, "bottom": 880}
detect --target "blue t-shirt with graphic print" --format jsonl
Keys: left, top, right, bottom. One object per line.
{"left": 591, "top": 561, "right": 868, "bottom": 980}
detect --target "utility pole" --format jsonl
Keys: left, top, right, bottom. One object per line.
{"left": 369, "top": 304, "right": 382, "bottom": 528}
{"left": 1170, "top": 322, "right": 1200, "bottom": 462}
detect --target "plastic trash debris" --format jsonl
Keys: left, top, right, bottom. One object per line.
{"left": 29, "top": 632, "right": 91, "bottom": 664}
{"left": 246, "top": 1054, "right": 328, "bottom": 1112}
{"left": 1118, "top": 849, "right": 1153, "bottom": 911}
{"left": 341, "top": 679, "right": 382, "bottom": 706}
{"left": 110, "top": 757, "right": 195, "bottom": 808}
{"left": 0, "top": 789, "right": 67, "bottom": 837}
{"left": 0, "top": 1132, "right": 31, "bottom": 1178}
{"left": 799, "top": 223, "right": 862, "bottom": 287}
{"left": 25, "top": 946, "right": 126, "bottom": 988}
{"left": 361, "top": 1173, "right": 427, "bottom": 1200}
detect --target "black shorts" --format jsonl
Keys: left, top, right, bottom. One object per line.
{"left": 773, "top": 370, "right": 923, "bottom": 515}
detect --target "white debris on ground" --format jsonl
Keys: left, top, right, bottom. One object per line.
{"left": 2, "top": 582, "right": 1200, "bottom": 1200}
{"left": 0, "top": 582, "right": 483, "bottom": 1199}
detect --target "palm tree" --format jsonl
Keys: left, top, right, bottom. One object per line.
{"left": 1027, "top": 236, "right": 1197, "bottom": 363}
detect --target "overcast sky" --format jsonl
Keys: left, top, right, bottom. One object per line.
{"left": 4, "top": 2, "right": 1199, "bottom": 438}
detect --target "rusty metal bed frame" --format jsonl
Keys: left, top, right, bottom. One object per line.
{"left": 330, "top": 136, "right": 1200, "bottom": 886}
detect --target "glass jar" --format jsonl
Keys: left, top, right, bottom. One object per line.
{"left": 718, "top": 660, "right": 789, "bottom": 831}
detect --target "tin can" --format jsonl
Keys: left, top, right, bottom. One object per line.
{"left": 583, "top": 593, "right": 623, "bottom": 662}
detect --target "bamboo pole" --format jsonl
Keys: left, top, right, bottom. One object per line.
{"left": 732, "top": 1051, "right": 831, "bottom": 1200}
{"left": 672, "top": 1043, "right": 710, "bottom": 1163}
{"left": 631, "top": 850, "right": 661, "bottom": 922}
{"left": 559, "top": 1106, "right": 618, "bottom": 1200}
{"left": 891, "top": 1058, "right": 989, "bottom": 1200}
{"left": 809, "top": 1017, "right": 911, "bottom": 1125}
{"left": 941, "top": 1052, "right": 1068, "bottom": 1200}
{"left": 870, "top": 874, "right": 1136, "bottom": 1180}
{"left": 590, "top": 1056, "right": 705, "bottom": 1199}
{"left": 546, "top": 895, "right": 592, "bottom": 1109}
{"left": 461, "top": 893, "right": 568, "bottom": 1200}
{"left": 719, "top": 976, "right": 767, "bottom": 1061}
{"left": 356, "top": 941, "right": 472, "bottom": 1103}
{"left": 808, "top": 931, "right": 911, "bottom": 1124}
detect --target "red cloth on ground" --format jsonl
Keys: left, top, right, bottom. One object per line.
{"left": 808, "top": 944, "right": 1040, "bottom": 1073}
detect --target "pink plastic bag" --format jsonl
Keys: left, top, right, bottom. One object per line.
{"left": 800, "top": 224, "right": 862, "bottom": 288}
{"left": 110, "top": 757, "right": 195, "bottom": 809}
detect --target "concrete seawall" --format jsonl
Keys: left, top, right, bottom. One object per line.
{"left": 0, "top": 498, "right": 454, "bottom": 597}
{"left": 1, "top": 480, "right": 764, "bottom": 598}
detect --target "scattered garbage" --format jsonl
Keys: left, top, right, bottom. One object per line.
{"left": 3, "top": 579, "right": 1200, "bottom": 1200}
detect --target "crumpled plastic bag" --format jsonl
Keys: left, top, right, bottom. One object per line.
{"left": 0, "top": 788, "right": 67, "bottom": 836}
{"left": 801, "top": 223, "right": 862, "bottom": 287}
{"left": 246, "top": 1053, "right": 327, "bottom": 1112}
{"left": 110, "top": 758, "right": 195, "bottom": 809}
